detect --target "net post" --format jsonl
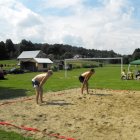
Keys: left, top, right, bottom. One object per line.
{"left": 64, "top": 59, "right": 67, "bottom": 78}
{"left": 121, "top": 57, "right": 123, "bottom": 73}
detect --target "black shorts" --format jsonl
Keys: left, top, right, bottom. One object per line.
{"left": 32, "top": 80, "right": 40, "bottom": 88}
{"left": 79, "top": 75, "right": 85, "bottom": 83}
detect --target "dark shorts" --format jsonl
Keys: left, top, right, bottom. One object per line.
{"left": 32, "top": 80, "right": 40, "bottom": 88}
{"left": 79, "top": 75, "right": 85, "bottom": 83}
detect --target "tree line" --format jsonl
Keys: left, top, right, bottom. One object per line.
{"left": 0, "top": 39, "right": 140, "bottom": 64}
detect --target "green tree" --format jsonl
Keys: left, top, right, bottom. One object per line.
{"left": 63, "top": 52, "right": 73, "bottom": 59}
{"left": 132, "top": 48, "right": 140, "bottom": 60}
{"left": 0, "top": 41, "right": 7, "bottom": 59}
{"left": 123, "top": 55, "right": 130, "bottom": 64}
{"left": 19, "top": 39, "right": 35, "bottom": 53}
{"left": 5, "top": 39, "right": 15, "bottom": 58}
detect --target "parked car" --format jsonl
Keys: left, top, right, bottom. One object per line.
{"left": 9, "top": 68, "right": 24, "bottom": 74}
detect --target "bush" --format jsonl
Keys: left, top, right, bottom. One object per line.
{"left": 99, "top": 63, "right": 103, "bottom": 67}
{"left": 82, "top": 63, "right": 98, "bottom": 68}
{"left": 51, "top": 65, "right": 58, "bottom": 72}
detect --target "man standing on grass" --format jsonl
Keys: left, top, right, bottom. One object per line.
{"left": 32, "top": 70, "right": 53, "bottom": 105}
{"left": 79, "top": 69, "right": 95, "bottom": 94}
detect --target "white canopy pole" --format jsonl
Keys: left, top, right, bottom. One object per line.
{"left": 128, "top": 64, "right": 131, "bottom": 72}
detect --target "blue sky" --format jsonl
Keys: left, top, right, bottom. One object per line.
{"left": 0, "top": 0, "right": 140, "bottom": 55}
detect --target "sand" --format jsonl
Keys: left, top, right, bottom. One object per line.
{"left": 0, "top": 88, "right": 140, "bottom": 140}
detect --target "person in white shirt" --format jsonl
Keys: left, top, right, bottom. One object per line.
{"left": 121, "top": 69, "right": 127, "bottom": 80}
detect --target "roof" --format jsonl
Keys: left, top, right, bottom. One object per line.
{"left": 17, "top": 50, "right": 41, "bottom": 59}
{"left": 130, "top": 59, "right": 140, "bottom": 65}
{"left": 34, "top": 58, "right": 53, "bottom": 64}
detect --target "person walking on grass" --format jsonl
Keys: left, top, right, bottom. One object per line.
{"left": 32, "top": 70, "right": 53, "bottom": 105}
{"left": 79, "top": 69, "right": 95, "bottom": 94}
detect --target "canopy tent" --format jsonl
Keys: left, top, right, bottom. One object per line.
{"left": 128, "top": 59, "right": 140, "bottom": 79}
{"left": 128, "top": 59, "right": 140, "bottom": 71}
{"left": 130, "top": 59, "right": 140, "bottom": 65}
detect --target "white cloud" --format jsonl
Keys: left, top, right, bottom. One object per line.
{"left": 0, "top": 0, "right": 140, "bottom": 54}
{"left": 42, "top": 0, "right": 140, "bottom": 54}
{"left": 0, "top": 0, "right": 45, "bottom": 42}
{"left": 41, "top": 0, "right": 82, "bottom": 9}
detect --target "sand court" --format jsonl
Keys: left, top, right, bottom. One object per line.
{"left": 0, "top": 88, "right": 140, "bottom": 140}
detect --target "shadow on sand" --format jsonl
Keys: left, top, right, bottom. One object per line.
{"left": 46, "top": 100, "right": 74, "bottom": 106}
{"left": 89, "top": 93, "right": 112, "bottom": 96}
{"left": 0, "top": 87, "right": 28, "bottom": 100}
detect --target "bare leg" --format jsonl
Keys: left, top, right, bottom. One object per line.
{"left": 35, "top": 88, "right": 39, "bottom": 104}
{"left": 39, "top": 87, "right": 43, "bottom": 103}
{"left": 86, "top": 82, "right": 89, "bottom": 94}
{"left": 81, "top": 83, "right": 85, "bottom": 94}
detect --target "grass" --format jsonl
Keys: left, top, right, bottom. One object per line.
{"left": 0, "top": 65, "right": 140, "bottom": 100}
{"left": 0, "top": 64, "right": 140, "bottom": 139}
{"left": 0, "top": 59, "right": 19, "bottom": 70}
{"left": 0, "top": 59, "right": 18, "bottom": 64}
{"left": 0, "top": 129, "right": 34, "bottom": 140}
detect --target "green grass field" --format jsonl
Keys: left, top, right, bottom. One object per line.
{"left": 1, "top": 65, "right": 140, "bottom": 100}
{"left": 0, "top": 129, "right": 34, "bottom": 140}
{"left": 0, "top": 63, "right": 140, "bottom": 139}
